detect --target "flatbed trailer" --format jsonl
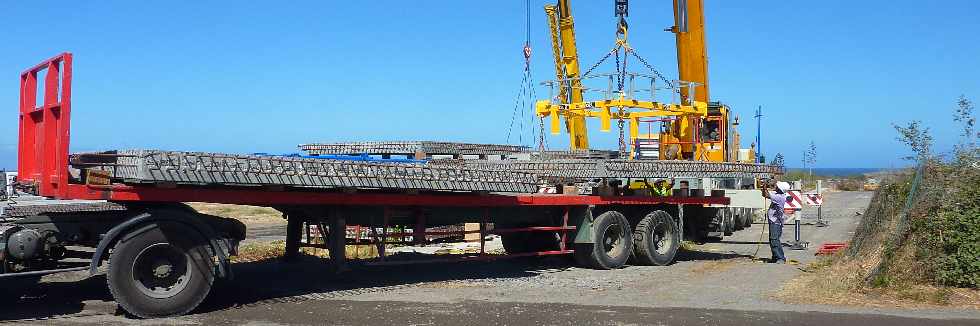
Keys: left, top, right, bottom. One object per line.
{"left": 3, "top": 54, "right": 774, "bottom": 318}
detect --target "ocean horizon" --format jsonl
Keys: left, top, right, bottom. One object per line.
{"left": 785, "top": 167, "right": 900, "bottom": 177}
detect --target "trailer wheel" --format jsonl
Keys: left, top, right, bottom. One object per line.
{"left": 107, "top": 221, "right": 214, "bottom": 318}
{"left": 631, "top": 210, "right": 680, "bottom": 266}
{"left": 573, "top": 211, "right": 632, "bottom": 269}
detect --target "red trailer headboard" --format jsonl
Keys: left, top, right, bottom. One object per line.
{"left": 18, "top": 52, "right": 72, "bottom": 198}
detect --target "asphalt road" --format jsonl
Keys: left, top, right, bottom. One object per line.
{"left": 2, "top": 191, "right": 978, "bottom": 325}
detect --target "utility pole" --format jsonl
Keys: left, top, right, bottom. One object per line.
{"left": 803, "top": 150, "right": 808, "bottom": 183}
{"left": 754, "top": 106, "right": 762, "bottom": 163}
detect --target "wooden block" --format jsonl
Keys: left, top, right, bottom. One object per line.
{"left": 562, "top": 185, "right": 579, "bottom": 195}
{"left": 463, "top": 223, "right": 481, "bottom": 242}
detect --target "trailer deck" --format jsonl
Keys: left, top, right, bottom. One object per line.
{"left": 53, "top": 184, "right": 729, "bottom": 207}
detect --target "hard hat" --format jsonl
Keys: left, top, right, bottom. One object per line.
{"left": 776, "top": 181, "right": 791, "bottom": 193}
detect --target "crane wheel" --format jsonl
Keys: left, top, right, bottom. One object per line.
{"left": 732, "top": 209, "right": 745, "bottom": 231}
{"left": 107, "top": 221, "right": 214, "bottom": 318}
{"left": 631, "top": 210, "right": 680, "bottom": 266}
{"left": 573, "top": 211, "right": 632, "bottom": 269}
{"left": 740, "top": 208, "right": 754, "bottom": 228}
{"left": 723, "top": 209, "right": 735, "bottom": 236}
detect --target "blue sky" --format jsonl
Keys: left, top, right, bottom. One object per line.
{"left": 2, "top": 1, "right": 977, "bottom": 169}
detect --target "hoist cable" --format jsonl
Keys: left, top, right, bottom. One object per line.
{"left": 507, "top": 0, "right": 536, "bottom": 146}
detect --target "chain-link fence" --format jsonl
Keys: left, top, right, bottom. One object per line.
{"left": 846, "top": 163, "right": 925, "bottom": 284}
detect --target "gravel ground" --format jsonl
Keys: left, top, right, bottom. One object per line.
{"left": 37, "top": 301, "right": 980, "bottom": 326}
{"left": 3, "top": 191, "right": 979, "bottom": 325}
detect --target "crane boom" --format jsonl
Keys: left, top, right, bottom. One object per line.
{"left": 545, "top": 0, "right": 589, "bottom": 150}
{"left": 671, "top": 0, "right": 709, "bottom": 105}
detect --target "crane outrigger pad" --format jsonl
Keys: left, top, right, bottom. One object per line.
{"left": 71, "top": 150, "right": 540, "bottom": 193}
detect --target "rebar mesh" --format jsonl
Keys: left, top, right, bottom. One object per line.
{"left": 72, "top": 150, "right": 539, "bottom": 193}
{"left": 299, "top": 141, "right": 529, "bottom": 156}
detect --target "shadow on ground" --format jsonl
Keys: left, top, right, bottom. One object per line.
{"left": 715, "top": 240, "right": 769, "bottom": 245}
{"left": 0, "top": 275, "right": 116, "bottom": 321}
{"left": 674, "top": 249, "right": 754, "bottom": 262}
{"left": 195, "top": 255, "right": 573, "bottom": 314}
{"left": 0, "top": 255, "right": 573, "bottom": 321}
{"left": 0, "top": 248, "right": 762, "bottom": 321}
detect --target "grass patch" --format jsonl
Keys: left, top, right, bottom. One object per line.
{"left": 679, "top": 241, "right": 698, "bottom": 251}
{"left": 232, "top": 240, "right": 379, "bottom": 263}
{"left": 779, "top": 260, "right": 979, "bottom": 308}
{"left": 187, "top": 202, "right": 285, "bottom": 225}
{"left": 689, "top": 258, "right": 747, "bottom": 275}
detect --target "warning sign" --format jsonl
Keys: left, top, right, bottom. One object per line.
{"left": 805, "top": 193, "right": 823, "bottom": 206}
{"left": 785, "top": 190, "right": 803, "bottom": 210}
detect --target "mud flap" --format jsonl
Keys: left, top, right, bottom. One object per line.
{"left": 572, "top": 206, "right": 595, "bottom": 244}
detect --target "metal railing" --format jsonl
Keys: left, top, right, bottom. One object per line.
{"left": 540, "top": 73, "right": 700, "bottom": 108}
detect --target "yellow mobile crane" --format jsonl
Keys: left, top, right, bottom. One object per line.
{"left": 536, "top": 0, "right": 755, "bottom": 163}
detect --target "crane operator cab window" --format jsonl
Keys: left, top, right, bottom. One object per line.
{"left": 702, "top": 120, "right": 721, "bottom": 142}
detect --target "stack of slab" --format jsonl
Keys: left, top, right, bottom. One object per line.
{"left": 69, "top": 141, "right": 785, "bottom": 194}
{"left": 71, "top": 150, "right": 539, "bottom": 193}
{"left": 298, "top": 141, "right": 529, "bottom": 158}
{"left": 427, "top": 159, "right": 784, "bottom": 181}
{"left": 298, "top": 141, "right": 621, "bottom": 160}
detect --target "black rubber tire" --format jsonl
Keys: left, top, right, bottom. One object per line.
{"left": 631, "top": 210, "right": 680, "bottom": 266}
{"left": 573, "top": 211, "right": 632, "bottom": 269}
{"left": 500, "top": 225, "right": 560, "bottom": 254}
{"left": 107, "top": 221, "right": 214, "bottom": 318}
{"left": 723, "top": 209, "right": 735, "bottom": 236}
{"left": 733, "top": 209, "right": 745, "bottom": 231}
{"left": 737, "top": 208, "right": 751, "bottom": 228}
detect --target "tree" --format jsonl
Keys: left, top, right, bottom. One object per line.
{"left": 804, "top": 141, "right": 817, "bottom": 182}
{"left": 893, "top": 120, "right": 933, "bottom": 162}
{"left": 954, "top": 95, "right": 977, "bottom": 151}
{"left": 771, "top": 153, "right": 785, "bottom": 167}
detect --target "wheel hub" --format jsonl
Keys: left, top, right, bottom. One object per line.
{"left": 132, "top": 243, "right": 192, "bottom": 299}
{"left": 602, "top": 224, "right": 624, "bottom": 256}
{"left": 652, "top": 222, "right": 673, "bottom": 254}
{"left": 151, "top": 260, "right": 173, "bottom": 278}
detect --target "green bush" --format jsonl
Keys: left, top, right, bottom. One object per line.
{"left": 923, "top": 151, "right": 980, "bottom": 288}
{"left": 934, "top": 208, "right": 980, "bottom": 287}
{"left": 871, "top": 96, "right": 980, "bottom": 289}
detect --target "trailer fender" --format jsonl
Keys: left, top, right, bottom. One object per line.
{"left": 89, "top": 211, "right": 236, "bottom": 280}
{"left": 572, "top": 206, "right": 596, "bottom": 244}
